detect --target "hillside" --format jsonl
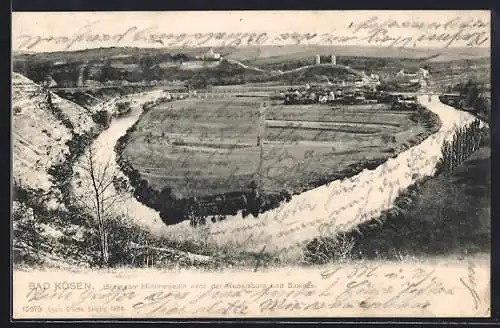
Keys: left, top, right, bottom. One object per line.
{"left": 13, "top": 47, "right": 216, "bottom": 65}
{"left": 11, "top": 76, "right": 211, "bottom": 269}
{"left": 12, "top": 73, "right": 105, "bottom": 268}
{"left": 12, "top": 45, "right": 490, "bottom": 89}
{"left": 277, "top": 63, "right": 362, "bottom": 83}
{"left": 12, "top": 73, "right": 98, "bottom": 193}
{"left": 306, "top": 145, "right": 490, "bottom": 263}
{"left": 12, "top": 56, "right": 273, "bottom": 88}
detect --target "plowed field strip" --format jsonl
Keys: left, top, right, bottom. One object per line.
{"left": 265, "top": 119, "right": 402, "bottom": 127}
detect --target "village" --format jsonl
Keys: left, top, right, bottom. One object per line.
{"left": 278, "top": 54, "right": 430, "bottom": 109}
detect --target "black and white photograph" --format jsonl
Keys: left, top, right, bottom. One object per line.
{"left": 11, "top": 10, "right": 491, "bottom": 318}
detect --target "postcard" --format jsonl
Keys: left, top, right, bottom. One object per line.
{"left": 11, "top": 10, "right": 491, "bottom": 318}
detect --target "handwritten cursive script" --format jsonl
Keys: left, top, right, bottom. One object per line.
{"left": 19, "top": 263, "right": 471, "bottom": 317}
{"left": 15, "top": 15, "right": 489, "bottom": 52}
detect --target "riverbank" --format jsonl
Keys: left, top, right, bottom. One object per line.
{"left": 305, "top": 143, "right": 490, "bottom": 264}
{"left": 70, "top": 90, "right": 171, "bottom": 234}
{"left": 68, "top": 89, "right": 481, "bottom": 267}
{"left": 92, "top": 92, "right": 475, "bottom": 264}
{"left": 114, "top": 98, "right": 441, "bottom": 227}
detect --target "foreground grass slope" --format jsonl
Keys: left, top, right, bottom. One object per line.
{"left": 389, "top": 145, "right": 490, "bottom": 256}
{"left": 306, "top": 144, "right": 490, "bottom": 263}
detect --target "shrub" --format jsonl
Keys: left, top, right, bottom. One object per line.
{"left": 437, "top": 119, "right": 483, "bottom": 175}
{"left": 304, "top": 233, "right": 355, "bottom": 265}
{"left": 91, "top": 110, "right": 111, "bottom": 127}
{"left": 12, "top": 202, "right": 49, "bottom": 266}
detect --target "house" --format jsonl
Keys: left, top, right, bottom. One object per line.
{"left": 203, "top": 48, "right": 221, "bottom": 61}
{"left": 417, "top": 68, "right": 430, "bottom": 80}
{"left": 149, "top": 64, "right": 164, "bottom": 74}
{"left": 396, "top": 69, "right": 417, "bottom": 78}
{"left": 396, "top": 69, "right": 418, "bottom": 82}
{"left": 163, "top": 91, "right": 172, "bottom": 100}
{"left": 343, "top": 88, "right": 355, "bottom": 99}
{"left": 397, "top": 68, "right": 430, "bottom": 83}
{"left": 354, "top": 78, "right": 364, "bottom": 87}
{"left": 366, "top": 74, "right": 381, "bottom": 87}
{"left": 393, "top": 95, "right": 418, "bottom": 109}
{"left": 354, "top": 90, "right": 366, "bottom": 102}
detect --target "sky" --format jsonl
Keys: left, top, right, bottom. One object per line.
{"left": 12, "top": 10, "right": 491, "bottom": 53}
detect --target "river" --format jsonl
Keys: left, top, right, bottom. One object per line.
{"left": 71, "top": 92, "right": 481, "bottom": 262}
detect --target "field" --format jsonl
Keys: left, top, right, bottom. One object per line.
{"left": 122, "top": 95, "right": 427, "bottom": 199}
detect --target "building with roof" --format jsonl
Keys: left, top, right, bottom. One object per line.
{"left": 396, "top": 68, "right": 431, "bottom": 83}
{"left": 203, "top": 48, "right": 221, "bottom": 61}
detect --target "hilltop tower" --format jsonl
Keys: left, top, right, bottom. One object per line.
{"left": 331, "top": 55, "right": 336, "bottom": 65}
{"left": 315, "top": 54, "right": 321, "bottom": 65}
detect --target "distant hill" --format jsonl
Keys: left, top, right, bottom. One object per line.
{"left": 215, "top": 45, "right": 489, "bottom": 61}
{"left": 12, "top": 46, "right": 221, "bottom": 65}
{"left": 12, "top": 45, "right": 490, "bottom": 88}
{"left": 277, "top": 63, "right": 363, "bottom": 84}
{"left": 424, "top": 53, "right": 491, "bottom": 63}
{"left": 13, "top": 45, "right": 490, "bottom": 63}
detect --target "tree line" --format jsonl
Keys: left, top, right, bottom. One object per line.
{"left": 442, "top": 79, "right": 490, "bottom": 122}
{"left": 437, "top": 119, "right": 488, "bottom": 174}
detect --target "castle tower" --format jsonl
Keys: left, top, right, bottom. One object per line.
{"left": 315, "top": 54, "right": 321, "bottom": 65}
{"left": 331, "top": 55, "right": 336, "bottom": 65}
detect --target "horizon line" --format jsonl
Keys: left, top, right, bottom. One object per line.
{"left": 12, "top": 44, "right": 492, "bottom": 55}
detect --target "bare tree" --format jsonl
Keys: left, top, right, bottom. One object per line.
{"left": 76, "top": 145, "right": 122, "bottom": 267}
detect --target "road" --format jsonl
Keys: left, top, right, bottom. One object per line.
{"left": 70, "top": 91, "right": 483, "bottom": 262}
